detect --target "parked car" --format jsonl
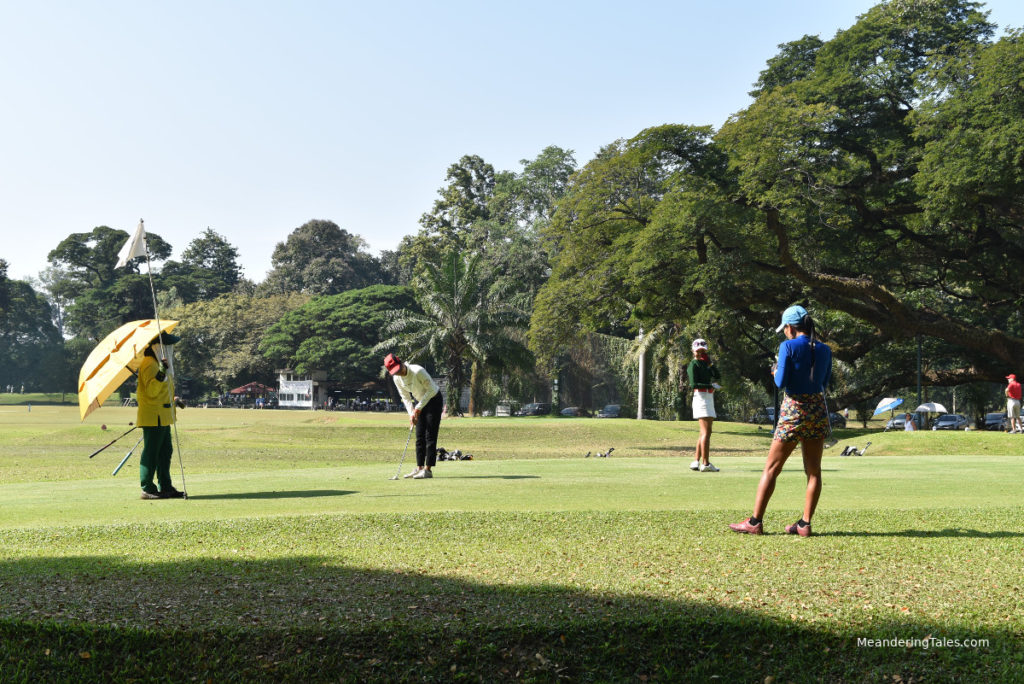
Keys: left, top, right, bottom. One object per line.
{"left": 520, "top": 402, "right": 551, "bottom": 416}
{"left": 885, "top": 413, "right": 926, "bottom": 431}
{"left": 984, "top": 412, "right": 1008, "bottom": 431}
{"left": 828, "top": 412, "right": 847, "bottom": 429}
{"left": 931, "top": 413, "right": 969, "bottom": 430}
{"left": 748, "top": 407, "right": 775, "bottom": 425}
{"left": 560, "top": 406, "right": 585, "bottom": 417}
{"left": 597, "top": 404, "right": 622, "bottom": 418}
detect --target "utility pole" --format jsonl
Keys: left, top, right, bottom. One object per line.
{"left": 637, "top": 328, "right": 645, "bottom": 420}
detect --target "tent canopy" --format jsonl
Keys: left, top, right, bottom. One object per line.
{"left": 229, "top": 382, "right": 275, "bottom": 395}
{"left": 914, "top": 402, "right": 947, "bottom": 413}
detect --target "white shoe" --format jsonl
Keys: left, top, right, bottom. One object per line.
{"left": 699, "top": 463, "right": 719, "bottom": 472}
{"left": 689, "top": 460, "right": 700, "bottom": 471}
{"left": 412, "top": 469, "right": 433, "bottom": 479}
{"left": 402, "top": 468, "right": 419, "bottom": 479}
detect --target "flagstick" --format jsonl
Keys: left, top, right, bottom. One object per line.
{"left": 139, "top": 219, "right": 189, "bottom": 499}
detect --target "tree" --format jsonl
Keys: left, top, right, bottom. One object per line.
{"left": 534, "top": 1, "right": 1022, "bottom": 411}
{"left": 47, "top": 226, "right": 174, "bottom": 339}
{"left": 0, "top": 264, "right": 63, "bottom": 392}
{"left": 262, "top": 220, "right": 385, "bottom": 296}
{"left": 260, "top": 285, "right": 419, "bottom": 387}
{"left": 167, "top": 291, "right": 311, "bottom": 397}
{"left": 161, "top": 228, "right": 244, "bottom": 302}
{"left": 376, "top": 252, "right": 531, "bottom": 416}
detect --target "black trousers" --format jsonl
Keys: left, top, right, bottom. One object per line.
{"left": 416, "top": 393, "right": 443, "bottom": 467}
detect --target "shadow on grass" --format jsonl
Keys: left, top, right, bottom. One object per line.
{"left": 185, "top": 489, "right": 357, "bottom": 501}
{"left": 824, "top": 528, "right": 1024, "bottom": 539}
{"left": 442, "top": 475, "right": 541, "bottom": 480}
{"left": 637, "top": 445, "right": 763, "bottom": 454}
{"left": 0, "top": 553, "right": 1016, "bottom": 682}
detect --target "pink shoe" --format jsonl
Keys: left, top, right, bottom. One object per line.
{"left": 729, "top": 518, "right": 763, "bottom": 535}
{"left": 785, "top": 520, "right": 812, "bottom": 537}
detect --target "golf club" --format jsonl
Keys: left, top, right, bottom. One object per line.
{"left": 822, "top": 390, "right": 838, "bottom": 448}
{"left": 388, "top": 425, "right": 414, "bottom": 480}
{"left": 88, "top": 425, "right": 138, "bottom": 459}
{"left": 112, "top": 435, "right": 144, "bottom": 476}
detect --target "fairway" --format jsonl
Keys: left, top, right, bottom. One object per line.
{"left": 2, "top": 407, "right": 1023, "bottom": 681}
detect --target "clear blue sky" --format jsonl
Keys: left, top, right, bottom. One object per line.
{"left": 3, "top": 1, "right": 1023, "bottom": 283}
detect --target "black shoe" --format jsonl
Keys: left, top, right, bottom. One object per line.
{"left": 158, "top": 487, "right": 185, "bottom": 499}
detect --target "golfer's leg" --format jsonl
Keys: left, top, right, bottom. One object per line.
{"left": 801, "top": 438, "right": 824, "bottom": 521}
{"left": 139, "top": 427, "right": 160, "bottom": 493}
{"left": 702, "top": 418, "right": 713, "bottom": 464}
{"left": 414, "top": 417, "right": 426, "bottom": 468}
{"left": 753, "top": 439, "right": 797, "bottom": 519}
{"left": 423, "top": 395, "right": 442, "bottom": 468}
{"left": 157, "top": 426, "right": 174, "bottom": 491}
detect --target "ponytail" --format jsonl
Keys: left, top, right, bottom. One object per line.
{"left": 794, "top": 314, "right": 817, "bottom": 380}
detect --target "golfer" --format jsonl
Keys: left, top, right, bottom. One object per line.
{"left": 730, "top": 305, "right": 832, "bottom": 536}
{"left": 137, "top": 332, "right": 185, "bottom": 499}
{"left": 687, "top": 338, "right": 721, "bottom": 473}
{"left": 1006, "top": 373, "right": 1022, "bottom": 433}
{"left": 384, "top": 353, "right": 442, "bottom": 479}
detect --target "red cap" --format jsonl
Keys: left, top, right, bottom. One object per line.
{"left": 1008, "top": 374, "right": 1017, "bottom": 381}
{"left": 384, "top": 353, "right": 402, "bottom": 375}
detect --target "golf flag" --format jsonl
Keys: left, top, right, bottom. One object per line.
{"left": 115, "top": 220, "right": 148, "bottom": 268}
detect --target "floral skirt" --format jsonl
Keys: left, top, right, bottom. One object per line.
{"left": 774, "top": 392, "right": 828, "bottom": 443}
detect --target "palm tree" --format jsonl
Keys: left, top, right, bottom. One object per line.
{"left": 375, "top": 251, "right": 530, "bottom": 416}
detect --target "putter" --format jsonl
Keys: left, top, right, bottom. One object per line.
{"left": 388, "top": 425, "right": 414, "bottom": 480}
{"left": 112, "top": 435, "right": 144, "bottom": 476}
{"left": 822, "top": 390, "right": 838, "bottom": 448}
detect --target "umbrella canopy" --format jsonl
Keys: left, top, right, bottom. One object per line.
{"left": 229, "top": 382, "right": 275, "bottom": 395}
{"left": 78, "top": 319, "right": 179, "bottom": 421}
{"left": 873, "top": 397, "right": 904, "bottom": 416}
{"left": 914, "top": 402, "right": 948, "bottom": 413}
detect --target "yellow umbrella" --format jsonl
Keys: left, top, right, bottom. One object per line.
{"left": 78, "top": 319, "right": 179, "bottom": 421}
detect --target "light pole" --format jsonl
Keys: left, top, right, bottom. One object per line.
{"left": 637, "top": 328, "right": 645, "bottom": 420}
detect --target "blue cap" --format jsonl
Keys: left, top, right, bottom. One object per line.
{"left": 776, "top": 305, "right": 807, "bottom": 333}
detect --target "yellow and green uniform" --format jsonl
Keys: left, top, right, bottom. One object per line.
{"left": 137, "top": 352, "right": 176, "bottom": 494}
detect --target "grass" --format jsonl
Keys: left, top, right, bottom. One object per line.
{"left": 1, "top": 407, "right": 1022, "bottom": 681}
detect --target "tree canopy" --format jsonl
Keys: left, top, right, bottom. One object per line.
{"left": 532, "top": 0, "right": 1023, "bottom": 408}
{"left": 262, "top": 220, "right": 387, "bottom": 296}
{"left": 260, "top": 285, "right": 418, "bottom": 388}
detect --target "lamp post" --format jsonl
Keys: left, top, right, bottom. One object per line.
{"left": 637, "top": 328, "right": 645, "bottom": 420}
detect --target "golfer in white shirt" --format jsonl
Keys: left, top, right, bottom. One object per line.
{"left": 384, "top": 353, "right": 443, "bottom": 479}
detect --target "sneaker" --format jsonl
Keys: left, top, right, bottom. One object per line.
{"left": 159, "top": 487, "right": 185, "bottom": 499}
{"left": 140, "top": 490, "right": 160, "bottom": 500}
{"left": 689, "top": 460, "right": 700, "bottom": 471}
{"left": 785, "top": 520, "right": 813, "bottom": 537}
{"left": 412, "top": 469, "right": 433, "bottom": 479}
{"left": 700, "top": 462, "right": 719, "bottom": 472}
{"left": 729, "top": 518, "right": 763, "bottom": 535}
{"left": 402, "top": 468, "right": 419, "bottom": 479}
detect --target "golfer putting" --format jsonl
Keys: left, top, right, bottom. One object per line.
{"left": 384, "top": 353, "right": 442, "bottom": 480}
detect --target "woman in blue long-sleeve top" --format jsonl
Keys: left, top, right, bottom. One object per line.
{"left": 730, "top": 305, "right": 832, "bottom": 537}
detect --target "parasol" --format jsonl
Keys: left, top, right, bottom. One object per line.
{"left": 78, "top": 319, "right": 179, "bottom": 421}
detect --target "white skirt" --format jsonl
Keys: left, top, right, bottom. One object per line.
{"left": 692, "top": 390, "right": 716, "bottom": 419}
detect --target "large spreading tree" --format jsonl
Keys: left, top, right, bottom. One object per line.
{"left": 532, "top": 0, "right": 1023, "bottom": 409}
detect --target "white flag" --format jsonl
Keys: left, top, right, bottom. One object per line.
{"left": 115, "top": 220, "right": 148, "bottom": 268}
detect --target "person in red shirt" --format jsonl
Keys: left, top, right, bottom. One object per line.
{"left": 1006, "top": 374, "right": 1022, "bottom": 433}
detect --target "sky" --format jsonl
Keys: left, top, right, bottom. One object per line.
{"left": 3, "top": 1, "right": 1023, "bottom": 284}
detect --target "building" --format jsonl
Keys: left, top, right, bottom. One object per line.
{"left": 276, "top": 369, "right": 327, "bottom": 409}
